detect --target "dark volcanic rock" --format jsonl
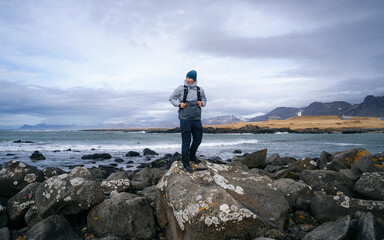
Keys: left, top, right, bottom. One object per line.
{"left": 273, "top": 178, "right": 313, "bottom": 208}
{"left": 327, "top": 148, "right": 370, "bottom": 171}
{"left": 81, "top": 153, "right": 112, "bottom": 160}
{"left": 42, "top": 167, "right": 66, "bottom": 179}
{"left": 300, "top": 170, "right": 355, "bottom": 196}
{"left": 288, "top": 158, "right": 317, "bottom": 173}
{"left": 25, "top": 215, "right": 80, "bottom": 240}
{"left": 302, "top": 215, "right": 350, "bottom": 240}
{"left": 143, "top": 148, "right": 158, "bottom": 156}
{"left": 354, "top": 172, "right": 384, "bottom": 200}
{"left": 266, "top": 153, "right": 284, "bottom": 166}
{"left": 356, "top": 211, "right": 384, "bottom": 240}
{"left": 87, "top": 192, "right": 156, "bottom": 239}
{"left": 206, "top": 156, "right": 226, "bottom": 164}
{"left": 7, "top": 182, "right": 40, "bottom": 222}
{"left": 100, "top": 171, "right": 131, "bottom": 194}
{"left": 311, "top": 194, "right": 384, "bottom": 223}
{"left": 317, "top": 151, "right": 332, "bottom": 169}
{"left": 0, "top": 161, "right": 44, "bottom": 197}
{"left": 156, "top": 160, "right": 288, "bottom": 239}
{"left": 125, "top": 151, "right": 141, "bottom": 157}
{"left": 30, "top": 150, "right": 46, "bottom": 161}
{"left": 35, "top": 167, "right": 104, "bottom": 218}
{"left": 240, "top": 149, "right": 267, "bottom": 168}
{"left": 351, "top": 152, "right": 384, "bottom": 173}
{"left": 13, "top": 140, "right": 34, "bottom": 143}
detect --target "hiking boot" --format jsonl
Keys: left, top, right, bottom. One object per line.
{"left": 182, "top": 163, "right": 194, "bottom": 173}
{"left": 189, "top": 155, "right": 201, "bottom": 164}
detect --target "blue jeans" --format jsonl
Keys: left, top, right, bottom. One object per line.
{"left": 180, "top": 120, "right": 203, "bottom": 156}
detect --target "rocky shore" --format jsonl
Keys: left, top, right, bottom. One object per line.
{"left": 1, "top": 147, "right": 384, "bottom": 239}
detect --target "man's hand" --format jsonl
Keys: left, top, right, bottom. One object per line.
{"left": 180, "top": 103, "right": 187, "bottom": 108}
{"left": 197, "top": 101, "right": 202, "bottom": 107}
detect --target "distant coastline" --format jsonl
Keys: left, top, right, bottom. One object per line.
{"left": 83, "top": 116, "right": 384, "bottom": 134}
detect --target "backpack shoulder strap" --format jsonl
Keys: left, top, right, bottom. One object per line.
{"left": 197, "top": 86, "right": 201, "bottom": 101}
{"left": 182, "top": 85, "right": 188, "bottom": 103}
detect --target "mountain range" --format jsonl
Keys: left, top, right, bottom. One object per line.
{"left": 18, "top": 95, "right": 384, "bottom": 129}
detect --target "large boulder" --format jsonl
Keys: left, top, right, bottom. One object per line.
{"left": 35, "top": 167, "right": 104, "bottom": 218}
{"left": 352, "top": 152, "right": 384, "bottom": 173}
{"left": 126, "top": 151, "right": 141, "bottom": 157}
{"left": 87, "top": 192, "right": 156, "bottom": 239}
{"left": 354, "top": 172, "right": 384, "bottom": 200}
{"left": 25, "top": 215, "right": 80, "bottom": 240}
{"left": 266, "top": 153, "right": 284, "bottom": 166}
{"left": 311, "top": 194, "right": 384, "bottom": 223}
{"left": 302, "top": 215, "right": 350, "bottom": 240}
{"left": 327, "top": 148, "right": 370, "bottom": 171}
{"left": 42, "top": 167, "right": 66, "bottom": 179}
{"left": 240, "top": 149, "right": 267, "bottom": 168}
{"left": 143, "top": 148, "right": 158, "bottom": 156}
{"left": 300, "top": 170, "right": 355, "bottom": 196}
{"left": 273, "top": 178, "right": 313, "bottom": 208}
{"left": 156, "top": 160, "right": 289, "bottom": 240}
{"left": 0, "top": 161, "right": 44, "bottom": 197}
{"left": 7, "top": 182, "right": 40, "bottom": 222}
{"left": 0, "top": 205, "right": 7, "bottom": 228}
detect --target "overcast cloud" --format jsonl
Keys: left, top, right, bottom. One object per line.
{"left": 0, "top": 0, "right": 383, "bottom": 128}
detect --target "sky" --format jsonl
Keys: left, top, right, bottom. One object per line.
{"left": 1, "top": 0, "right": 384, "bottom": 128}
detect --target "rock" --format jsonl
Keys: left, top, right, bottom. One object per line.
{"left": 138, "top": 185, "right": 157, "bottom": 208}
{"left": 30, "top": 150, "right": 46, "bottom": 161}
{"left": 35, "top": 167, "right": 104, "bottom": 218}
{"left": 273, "top": 178, "right": 313, "bottom": 208}
{"left": 156, "top": 160, "right": 289, "bottom": 239}
{"left": 264, "top": 164, "right": 285, "bottom": 173}
{"left": 270, "top": 169, "right": 299, "bottom": 180}
{"left": 0, "top": 205, "right": 8, "bottom": 228}
{"left": 25, "top": 215, "right": 80, "bottom": 240}
{"left": 7, "top": 182, "right": 40, "bottom": 222}
{"left": 317, "top": 151, "right": 331, "bottom": 169}
{"left": 339, "top": 168, "right": 361, "bottom": 181}
{"left": 87, "top": 192, "right": 156, "bottom": 239}
{"left": 281, "top": 156, "right": 297, "bottom": 165}
{"left": 327, "top": 148, "right": 370, "bottom": 171}
{"left": 114, "top": 158, "right": 124, "bottom": 163}
{"left": 130, "top": 180, "right": 150, "bottom": 192}
{"left": 25, "top": 206, "right": 42, "bottom": 227}
{"left": 81, "top": 153, "right": 112, "bottom": 160}
{"left": 132, "top": 167, "right": 168, "bottom": 186}
{"left": 288, "top": 158, "right": 317, "bottom": 173}
{"left": 351, "top": 152, "right": 384, "bottom": 173}
{"left": 287, "top": 224, "right": 317, "bottom": 240}
{"left": 300, "top": 170, "right": 355, "bottom": 196}
{"left": 143, "top": 148, "right": 158, "bottom": 156}
{"left": 266, "top": 153, "right": 284, "bottom": 166}
{"left": 293, "top": 211, "right": 313, "bottom": 224}
{"left": 206, "top": 156, "right": 226, "bottom": 164}
{"left": 125, "top": 151, "right": 141, "bottom": 157}
{"left": 0, "top": 161, "right": 44, "bottom": 197}
{"left": 354, "top": 172, "right": 384, "bottom": 200}
{"left": 100, "top": 171, "right": 131, "bottom": 194}
{"left": 310, "top": 194, "right": 384, "bottom": 223}
{"left": 356, "top": 212, "right": 384, "bottom": 240}
{"left": 42, "top": 167, "right": 66, "bottom": 179}
{"left": 0, "top": 228, "right": 11, "bottom": 240}
{"left": 233, "top": 150, "right": 242, "bottom": 154}
{"left": 293, "top": 198, "right": 312, "bottom": 212}
{"left": 241, "top": 149, "right": 267, "bottom": 168}
{"left": 303, "top": 215, "right": 350, "bottom": 240}
{"left": 13, "top": 140, "right": 34, "bottom": 143}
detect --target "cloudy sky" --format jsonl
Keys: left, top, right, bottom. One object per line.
{"left": 1, "top": 0, "right": 383, "bottom": 128}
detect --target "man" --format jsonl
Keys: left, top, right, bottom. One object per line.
{"left": 169, "top": 70, "right": 207, "bottom": 172}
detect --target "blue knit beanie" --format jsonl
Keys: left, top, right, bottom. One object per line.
{"left": 186, "top": 70, "right": 197, "bottom": 81}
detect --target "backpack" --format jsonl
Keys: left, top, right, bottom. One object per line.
{"left": 182, "top": 85, "right": 201, "bottom": 103}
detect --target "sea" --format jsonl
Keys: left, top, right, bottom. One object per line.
{"left": 0, "top": 130, "right": 383, "bottom": 172}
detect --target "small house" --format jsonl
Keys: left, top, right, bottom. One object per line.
{"left": 267, "top": 116, "right": 281, "bottom": 121}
